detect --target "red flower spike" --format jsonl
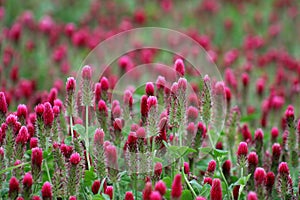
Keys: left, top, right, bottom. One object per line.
{"left": 70, "top": 152, "right": 81, "bottom": 165}
{"left": 31, "top": 147, "right": 43, "bottom": 168}
{"left": 100, "top": 77, "right": 109, "bottom": 91}
{"left": 0, "top": 92, "right": 7, "bottom": 115}
{"left": 237, "top": 142, "right": 248, "bottom": 157}
{"left": 247, "top": 191, "right": 258, "bottom": 200}
{"left": 105, "top": 145, "right": 118, "bottom": 168}
{"left": 94, "top": 129, "right": 105, "bottom": 146}
{"left": 248, "top": 152, "right": 258, "bottom": 168}
{"left": 271, "top": 127, "right": 279, "bottom": 141}
{"left": 43, "top": 102, "right": 54, "bottom": 128}
{"left": 154, "top": 162, "right": 163, "bottom": 177}
{"left": 174, "top": 58, "right": 185, "bottom": 76}
{"left": 187, "top": 106, "right": 198, "bottom": 122}
{"left": 156, "top": 76, "right": 166, "bottom": 90}
{"left": 145, "top": 82, "right": 155, "bottom": 96}
{"left": 150, "top": 191, "right": 162, "bottom": 200}
{"left": 171, "top": 174, "right": 182, "bottom": 199}
{"left": 155, "top": 180, "right": 167, "bottom": 196}
{"left": 211, "top": 178, "right": 222, "bottom": 200}
{"left": 91, "top": 180, "right": 100, "bottom": 195}
{"left": 196, "top": 197, "right": 206, "bottom": 200}
{"left": 184, "top": 162, "right": 190, "bottom": 174}
{"left": 32, "top": 196, "right": 41, "bottom": 200}
{"left": 16, "top": 104, "right": 27, "bottom": 119}
{"left": 98, "top": 100, "right": 108, "bottom": 115}
{"left": 147, "top": 96, "right": 157, "bottom": 109}
{"left": 105, "top": 186, "right": 113, "bottom": 199}
{"left": 23, "top": 172, "right": 33, "bottom": 188}
{"left": 207, "top": 160, "right": 216, "bottom": 173}
{"left": 41, "top": 181, "right": 52, "bottom": 199}
{"left": 69, "top": 196, "right": 77, "bottom": 200}
{"left": 143, "top": 182, "right": 152, "bottom": 200}
{"left": 254, "top": 167, "right": 266, "bottom": 186}
{"left": 16, "top": 126, "right": 28, "bottom": 144}
{"left": 9, "top": 176, "right": 19, "bottom": 198}
{"left": 125, "top": 191, "right": 134, "bottom": 200}
{"left": 203, "top": 177, "right": 212, "bottom": 185}
{"left": 30, "top": 137, "right": 38, "bottom": 149}
{"left": 222, "top": 160, "right": 231, "bottom": 178}
{"left": 265, "top": 171, "right": 275, "bottom": 195}
{"left": 137, "top": 127, "right": 146, "bottom": 138}
{"left": 66, "top": 77, "right": 76, "bottom": 92}
{"left": 81, "top": 65, "right": 92, "bottom": 80}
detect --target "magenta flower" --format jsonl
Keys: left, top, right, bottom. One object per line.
{"left": 210, "top": 178, "right": 222, "bottom": 200}
{"left": 9, "top": 176, "right": 19, "bottom": 199}
{"left": 174, "top": 58, "right": 185, "bottom": 76}
{"left": 125, "top": 191, "right": 134, "bottom": 200}
{"left": 41, "top": 181, "right": 52, "bottom": 200}
{"left": 171, "top": 174, "right": 182, "bottom": 199}
{"left": 155, "top": 180, "right": 167, "bottom": 196}
{"left": 143, "top": 182, "right": 152, "bottom": 200}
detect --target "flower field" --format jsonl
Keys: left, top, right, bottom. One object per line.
{"left": 0, "top": 0, "right": 300, "bottom": 200}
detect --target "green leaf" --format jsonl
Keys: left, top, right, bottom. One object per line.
{"left": 189, "top": 179, "right": 202, "bottom": 194}
{"left": 101, "top": 194, "right": 111, "bottom": 200}
{"left": 199, "top": 147, "right": 212, "bottom": 154}
{"left": 162, "top": 177, "right": 172, "bottom": 188}
{"left": 199, "top": 183, "right": 211, "bottom": 198}
{"left": 88, "top": 126, "right": 97, "bottom": 139}
{"left": 153, "top": 157, "right": 164, "bottom": 163}
{"left": 181, "top": 189, "right": 193, "bottom": 200}
{"left": 84, "top": 169, "right": 97, "bottom": 187}
{"left": 0, "top": 162, "right": 29, "bottom": 176}
{"left": 64, "top": 136, "right": 72, "bottom": 146}
{"left": 212, "top": 149, "right": 228, "bottom": 158}
{"left": 73, "top": 124, "right": 85, "bottom": 136}
{"left": 167, "top": 146, "right": 196, "bottom": 157}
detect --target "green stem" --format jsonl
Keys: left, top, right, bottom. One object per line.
{"left": 70, "top": 116, "right": 74, "bottom": 142}
{"left": 237, "top": 167, "right": 244, "bottom": 200}
{"left": 85, "top": 106, "right": 91, "bottom": 170}
{"left": 45, "top": 161, "right": 52, "bottom": 184}
{"left": 217, "top": 157, "right": 233, "bottom": 200}
{"left": 182, "top": 166, "right": 197, "bottom": 198}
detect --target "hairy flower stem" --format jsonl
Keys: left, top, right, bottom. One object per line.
{"left": 85, "top": 106, "right": 91, "bottom": 170}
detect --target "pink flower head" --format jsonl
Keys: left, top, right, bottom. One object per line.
{"left": 242, "top": 73, "right": 250, "bottom": 87}
{"left": 0, "top": 147, "right": 4, "bottom": 158}
{"left": 91, "top": 180, "right": 100, "bottom": 194}
{"left": 35, "top": 104, "right": 45, "bottom": 117}
{"left": 32, "top": 196, "right": 41, "bottom": 200}
{"left": 43, "top": 102, "right": 54, "bottom": 128}
{"left": 211, "top": 178, "right": 222, "bottom": 200}
{"left": 70, "top": 152, "right": 81, "bottom": 165}
{"left": 145, "top": 82, "right": 155, "bottom": 96}
{"left": 41, "top": 181, "right": 52, "bottom": 199}
{"left": 23, "top": 172, "right": 33, "bottom": 188}
{"left": 105, "top": 145, "right": 118, "bottom": 168}
{"left": 16, "top": 126, "right": 28, "bottom": 144}
{"left": 265, "top": 172, "right": 275, "bottom": 191}
{"left": 53, "top": 106, "right": 60, "bottom": 117}
{"left": 178, "top": 77, "right": 187, "bottom": 91}
{"left": 247, "top": 191, "right": 258, "bottom": 200}
{"left": 30, "top": 137, "right": 38, "bottom": 149}
{"left": 156, "top": 76, "right": 166, "bottom": 90}
{"left": 285, "top": 105, "right": 294, "bottom": 122}
{"left": 100, "top": 77, "right": 109, "bottom": 91}
{"left": 6, "top": 114, "right": 18, "bottom": 126}
{"left": 143, "top": 182, "right": 152, "bottom": 200}
{"left": 123, "top": 90, "right": 133, "bottom": 107}
{"left": 66, "top": 77, "right": 76, "bottom": 92}
{"left": 150, "top": 191, "right": 162, "bottom": 200}
{"left": 225, "top": 87, "right": 231, "bottom": 103}
{"left": 94, "top": 129, "right": 105, "bottom": 145}
{"left": 155, "top": 180, "right": 167, "bottom": 196}
{"left": 118, "top": 55, "right": 131, "bottom": 70}
{"left": 272, "top": 143, "right": 281, "bottom": 160}
{"left": 222, "top": 160, "right": 231, "bottom": 177}
{"left": 64, "top": 23, "right": 76, "bottom": 37}
{"left": 98, "top": 100, "right": 108, "bottom": 115}
{"left": 203, "top": 177, "right": 212, "bottom": 185}
{"left": 196, "top": 197, "right": 206, "bottom": 200}
{"left": 113, "top": 118, "right": 123, "bottom": 132}
{"left": 171, "top": 174, "right": 182, "bottom": 199}
{"left": 271, "top": 127, "right": 279, "bottom": 140}
{"left": 154, "top": 162, "right": 163, "bottom": 177}
{"left": 278, "top": 162, "right": 289, "bottom": 175}
{"left": 94, "top": 83, "right": 101, "bottom": 104}
{"left": 254, "top": 129, "right": 264, "bottom": 141}
{"left": 147, "top": 96, "right": 157, "bottom": 110}
{"left": 105, "top": 186, "right": 113, "bottom": 199}
{"left": 184, "top": 162, "right": 190, "bottom": 174}
{"left": 248, "top": 152, "right": 258, "bottom": 166}
{"left": 174, "top": 58, "right": 185, "bottom": 76}
{"left": 237, "top": 142, "right": 248, "bottom": 157}
{"left": 69, "top": 196, "right": 77, "bottom": 200}
{"left": 9, "top": 176, "right": 19, "bottom": 197}
{"left": 81, "top": 65, "right": 92, "bottom": 80}
{"left": 141, "top": 95, "right": 149, "bottom": 118}
{"left": 137, "top": 127, "right": 146, "bottom": 138}
{"left": 187, "top": 106, "right": 198, "bottom": 121}
{"left": 170, "top": 82, "right": 178, "bottom": 95}
{"left": 254, "top": 167, "right": 266, "bottom": 185}
{"left": 31, "top": 147, "right": 43, "bottom": 168}
{"left": 16, "top": 104, "right": 27, "bottom": 119}
{"left": 125, "top": 191, "right": 134, "bottom": 200}
{"left": 207, "top": 160, "right": 216, "bottom": 173}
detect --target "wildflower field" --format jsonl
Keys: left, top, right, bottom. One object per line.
{"left": 0, "top": 0, "right": 300, "bottom": 199}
